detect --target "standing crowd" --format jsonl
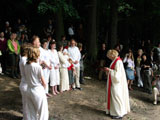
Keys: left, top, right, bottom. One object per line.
{"left": 19, "top": 37, "right": 84, "bottom": 120}
{"left": 0, "top": 18, "right": 160, "bottom": 119}
{"left": 98, "top": 41, "right": 160, "bottom": 106}
{"left": 0, "top": 19, "right": 85, "bottom": 120}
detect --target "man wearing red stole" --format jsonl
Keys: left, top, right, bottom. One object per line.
{"left": 104, "top": 49, "right": 130, "bottom": 119}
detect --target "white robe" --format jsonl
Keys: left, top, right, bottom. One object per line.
{"left": 49, "top": 49, "right": 60, "bottom": 86}
{"left": 25, "top": 63, "right": 48, "bottom": 120}
{"left": 106, "top": 59, "right": 130, "bottom": 117}
{"left": 41, "top": 49, "right": 51, "bottom": 93}
{"left": 58, "top": 51, "right": 70, "bottom": 92}
{"left": 19, "top": 56, "right": 28, "bottom": 120}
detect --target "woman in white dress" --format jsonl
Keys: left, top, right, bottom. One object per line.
{"left": 57, "top": 43, "right": 70, "bottom": 92}
{"left": 41, "top": 40, "right": 52, "bottom": 97}
{"left": 25, "top": 47, "right": 48, "bottom": 120}
{"left": 19, "top": 44, "right": 31, "bottom": 120}
{"left": 49, "top": 41, "right": 60, "bottom": 95}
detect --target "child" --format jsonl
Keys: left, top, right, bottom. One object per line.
{"left": 68, "top": 58, "right": 75, "bottom": 90}
{"left": 153, "top": 75, "right": 160, "bottom": 105}
{"left": 49, "top": 41, "right": 60, "bottom": 95}
{"left": 25, "top": 47, "right": 48, "bottom": 120}
{"left": 19, "top": 43, "right": 31, "bottom": 120}
{"left": 41, "top": 40, "right": 52, "bottom": 97}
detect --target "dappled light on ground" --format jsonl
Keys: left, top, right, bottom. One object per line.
{"left": 0, "top": 75, "right": 160, "bottom": 120}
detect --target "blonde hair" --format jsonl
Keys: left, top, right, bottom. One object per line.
{"left": 27, "top": 47, "right": 40, "bottom": 64}
{"left": 138, "top": 49, "right": 143, "bottom": 55}
{"left": 107, "top": 49, "right": 119, "bottom": 58}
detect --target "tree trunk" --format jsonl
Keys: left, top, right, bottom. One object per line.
{"left": 88, "top": 0, "right": 97, "bottom": 62}
{"left": 55, "top": 8, "right": 64, "bottom": 42}
{"left": 110, "top": 0, "right": 118, "bottom": 48}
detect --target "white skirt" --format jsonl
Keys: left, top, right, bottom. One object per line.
{"left": 50, "top": 68, "right": 60, "bottom": 86}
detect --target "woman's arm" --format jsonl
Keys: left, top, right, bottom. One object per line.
{"left": 41, "top": 76, "right": 46, "bottom": 89}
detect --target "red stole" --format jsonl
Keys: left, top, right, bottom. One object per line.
{"left": 107, "top": 57, "right": 121, "bottom": 110}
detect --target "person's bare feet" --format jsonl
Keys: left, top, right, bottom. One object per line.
{"left": 129, "top": 87, "right": 133, "bottom": 91}
{"left": 46, "top": 93, "right": 53, "bottom": 97}
{"left": 52, "top": 92, "right": 57, "bottom": 95}
{"left": 56, "top": 91, "right": 60, "bottom": 94}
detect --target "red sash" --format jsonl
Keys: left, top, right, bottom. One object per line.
{"left": 107, "top": 57, "right": 121, "bottom": 110}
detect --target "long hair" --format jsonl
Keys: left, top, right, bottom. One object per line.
{"left": 128, "top": 50, "right": 134, "bottom": 61}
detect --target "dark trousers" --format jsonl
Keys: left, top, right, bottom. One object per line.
{"left": 80, "top": 70, "right": 84, "bottom": 84}
{"left": 0, "top": 51, "right": 7, "bottom": 73}
{"left": 9, "top": 53, "right": 18, "bottom": 76}
{"left": 142, "top": 70, "right": 152, "bottom": 92}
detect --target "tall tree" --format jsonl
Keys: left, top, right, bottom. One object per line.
{"left": 110, "top": 0, "right": 118, "bottom": 48}
{"left": 55, "top": 7, "right": 64, "bottom": 41}
{"left": 88, "top": 0, "right": 97, "bottom": 61}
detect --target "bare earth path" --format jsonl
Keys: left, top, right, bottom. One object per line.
{"left": 0, "top": 75, "right": 160, "bottom": 120}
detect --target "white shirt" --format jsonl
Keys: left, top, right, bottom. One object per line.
{"left": 25, "top": 62, "right": 43, "bottom": 88}
{"left": 68, "top": 46, "right": 81, "bottom": 67}
{"left": 41, "top": 49, "right": 51, "bottom": 66}
{"left": 19, "top": 56, "right": 27, "bottom": 83}
{"left": 123, "top": 57, "right": 135, "bottom": 68}
{"left": 39, "top": 47, "right": 45, "bottom": 64}
{"left": 68, "top": 27, "right": 74, "bottom": 36}
{"left": 49, "top": 49, "right": 60, "bottom": 67}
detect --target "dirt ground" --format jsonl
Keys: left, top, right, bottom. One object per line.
{"left": 0, "top": 74, "right": 160, "bottom": 120}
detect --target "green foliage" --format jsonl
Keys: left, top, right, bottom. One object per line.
{"left": 38, "top": 2, "right": 57, "bottom": 14}
{"left": 118, "top": 1, "right": 135, "bottom": 16}
{"left": 26, "top": 0, "right": 79, "bottom": 18}
{"left": 26, "top": 0, "right": 32, "bottom": 4}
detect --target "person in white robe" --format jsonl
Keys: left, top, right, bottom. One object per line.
{"left": 41, "top": 40, "right": 52, "bottom": 97}
{"left": 49, "top": 41, "right": 60, "bottom": 95}
{"left": 19, "top": 44, "right": 31, "bottom": 120}
{"left": 68, "top": 39, "right": 82, "bottom": 90}
{"left": 57, "top": 43, "right": 70, "bottom": 92}
{"left": 104, "top": 49, "right": 130, "bottom": 119}
{"left": 25, "top": 47, "right": 48, "bottom": 120}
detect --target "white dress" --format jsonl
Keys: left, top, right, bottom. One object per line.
{"left": 49, "top": 49, "right": 60, "bottom": 86}
{"left": 19, "top": 56, "right": 28, "bottom": 120}
{"left": 106, "top": 58, "right": 130, "bottom": 117}
{"left": 41, "top": 49, "right": 51, "bottom": 94}
{"left": 25, "top": 62, "right": 48, "bottom": 120}
{"left": 58, "top": 51, "right": 70, "bottom": 92}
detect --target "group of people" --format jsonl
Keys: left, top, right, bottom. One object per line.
{"left": 98, "top": 41, "right": 160, "bottom": 110}
{"left": 18, "top": 35, "right": 85, "bottom": 120}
